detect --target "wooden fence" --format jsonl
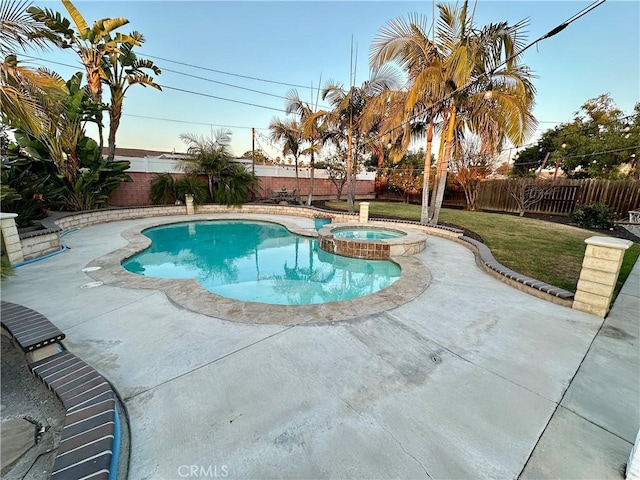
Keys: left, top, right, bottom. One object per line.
{"left": 457, "top": 179, "right": 640, "bottom": 217}
{"left": 376, "top": 178, "right": 640, "bottom": 218}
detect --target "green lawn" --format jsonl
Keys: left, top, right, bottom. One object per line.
{"left": 325, "top": 201, "right": 640, "bottom": 297}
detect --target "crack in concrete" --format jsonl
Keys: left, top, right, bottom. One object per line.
{"left": 338, "top": 395, "right": 432, "bottom": 479}
{"left": 124, "top": 325, "right": 296, "bottom": 401}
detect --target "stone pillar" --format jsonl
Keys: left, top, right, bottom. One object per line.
{"left": 359, "top": 202, "right": 370, "bottom": 223}
{"left": 185, "top": 194, "right": 195, "bottom": 215}
{"left": 0, "top": 213, "right": 24, "bottom": 265}
{"left": 573, "top": 236, "right": 633, "bottom": 317}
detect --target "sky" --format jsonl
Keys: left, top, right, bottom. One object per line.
{"left": 24, "top": 0, "right": 640, "bottom": 159}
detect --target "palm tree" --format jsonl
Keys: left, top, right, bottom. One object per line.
{"left": 104, "top": 34, "right": 161, "bottom": 162}
{"left": 269, "top": 117, "right": 304, "bottom": 199}
{"left": 1, "top": 0, "right": 66, "bottom": 138}
{"left": 371, "top": 3, "right": 536, "bottom": 225}
{"left": 286, "top": 88, "right": 323, "bottom": 206}
{"left": 180, "top": 130, "right": 258, "bottom": 206}
{"left": 428, "top": 3, "right": 536, "bottom": 224}
{"left": 28, "top": 0, "right": 140, "bottom": 151}
{"left": 317, "top": 66, "right": 401, "bottom": 212}
{"left": 370, "top": 13, "right": 442, "bottom": 223}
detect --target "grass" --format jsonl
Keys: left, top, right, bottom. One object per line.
{"left": 325, "top": 201, "right": 640, "bottom": 298}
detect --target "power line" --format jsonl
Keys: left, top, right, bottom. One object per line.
{"left": 160, "top": 67, "right": 289, "bottom": 101}
{"left": 511, "top": 113, "right": 636, "bottom": 152}
{"left": 18, "top": 54, "right": 288, "bottom": 113}
{"left": 514, "top": 145, "right": 639, "bottom": 166}
{"left": 122, "top": 113, "right": 269, "bottom": 130}
{"left": 142, "top": 53, "right": 316, "bottom": 90}
{"left": 161, "top": 66, "right": 331, "bottom": 110}
{"left": 159, "top": 85, "right": 285, "bottom": 112}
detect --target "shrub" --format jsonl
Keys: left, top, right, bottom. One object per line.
{"left": 149, "top": 173, "right": 176, "bottom": 204}
{"left": 570, "top": 202, "right": 615, "bottom": 229}
{"left": 174, "top": 175, "right": 209, "bottom": 204}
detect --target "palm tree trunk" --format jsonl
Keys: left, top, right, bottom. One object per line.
{"left": 429, "top": 115, "right": 448, "bottom": 221}
{"left": 294, "top": 155, "right": 300, "bottom": 201}
{"left": 107, "top": 94, "right": 123, "bottom": 162}
{"left": 429, "top": 104, "right": 457, "bottom": 226}
{"left": 420, "top": 119, "right": 434, "bottom": 223}
{"left": 346, "top": 121, "right": 355, "bottom": 213}
{"left": 306, "top": 150, "right": 315, "bottom": 206}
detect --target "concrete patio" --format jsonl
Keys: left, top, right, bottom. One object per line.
{"left": 1, "top": 214, "right": 637, "bottom": 479}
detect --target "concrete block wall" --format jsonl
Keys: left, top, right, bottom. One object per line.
{"left": 107, "top": 172, "right": 375, "bottom": 207}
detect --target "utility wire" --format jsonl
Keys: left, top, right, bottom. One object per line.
{"left": 511, "top": 113, "right": 636, "bottom": 153}
{"left": 158, "top": 85, "right": 285, "bottom": 112}
{"left": 18, "top": 54, "right": 288, "bottom": 113}
{"left": 141, "top": 53, "right": 316, "bottom": 90}
{"left": 161, "top": 67, "right": 292, "bottom": 101}
{"left": 161, "top": 66, "right": 331, "bottom": 109}
{"left": 122, "top": 113, "right": 269, "bottom": 130}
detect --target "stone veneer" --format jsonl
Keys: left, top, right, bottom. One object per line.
{"left": 572, "top": 236, "right": 633, "bottom": 317}
{"left": 1, "top": 213, "right": 24, "bottom": 264}
{"left": 317, "top": 223, "right": 427, "bottom": 260}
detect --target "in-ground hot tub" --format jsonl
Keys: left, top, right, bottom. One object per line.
{"left": 318, "top": 223, "right": 427, "bottom": 259}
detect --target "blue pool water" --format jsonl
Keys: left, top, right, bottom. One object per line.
{"left": 333, "top": 228, "right": 406, "bottom": 240}
{"left": 122, "top": 221, "right": 401, "bottom": 305}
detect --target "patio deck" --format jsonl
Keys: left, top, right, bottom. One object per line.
{"left": 1, "top": 213, "right": 637, "bottom": 479}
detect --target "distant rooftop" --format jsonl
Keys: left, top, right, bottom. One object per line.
{"left": 101, "top": 147, "right": 183, "bottom": 158}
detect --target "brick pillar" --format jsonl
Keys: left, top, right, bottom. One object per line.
{"left": 185, "top": 194, "right": 195, "bottom": 215}
{"left": 359, "top": 202, "right": 370, "bottom": 223}
{"left": 573, "top": 236, "right": 633, "bottom": 317}
{"left": 0, "top": 213, "right": 24, "bottom": 265}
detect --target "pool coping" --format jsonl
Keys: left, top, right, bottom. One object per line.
{"left": 83, "top": 215, "right": 431, "bottom": 325}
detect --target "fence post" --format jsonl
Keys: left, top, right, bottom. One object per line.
{"left": 572, "top": 236, "right": 633, "bottom": 317}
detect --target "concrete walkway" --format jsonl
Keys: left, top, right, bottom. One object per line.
{"left": 1, "top": 214, "right": 637, "bottom": 479}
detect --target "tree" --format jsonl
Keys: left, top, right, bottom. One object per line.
{"left": 1, "top": 0, "right": 66, "bottom": 138}
{"left": 450, "top": 136, "right": 494, "bottom": 210}
{"left": 370, "top": 13, "right": 440, "bottom": 222}
{"left": 104, "top": 34, "right": 161, "bottom": 162}
{"left": 241, "top": 149, "right": 269, "bottom": 164}
{"left": 511, "top": 95, "right": 639, "bottom": 179}
{"left": 287, "top": 88, "right": 323, "bottom": 206}
{"left": 325, "top": 154, "right": 347, "bottom": 200}
{"left": 316, "top": 66, "right": 401, "bottom": 212}
{"left": 371, "top": 3, "right": 536, "bottom": 225}
{"left": 269, "top": 117, "right": 304, "bottom": 200}
{"left": 508, "top": 179, "right": 558, "bottom": 216}
{"left": 180, "top": 130, "right": 258, "bottom": 205}
{"left": 28, "top": 0, "right": 141, "bottom": 151}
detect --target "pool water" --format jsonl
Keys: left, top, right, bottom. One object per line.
{"left": 332, "top": 228, "right": 406, "bottom": 240}
{"left": 122, "top": 221, "right": 401, "bottom": 305}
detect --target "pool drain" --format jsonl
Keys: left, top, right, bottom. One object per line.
{"left": 430, "top": 355, "right": 442, "bottom": 364}
{"left": 80, "top": 281, "right": 103, "bottom": 289}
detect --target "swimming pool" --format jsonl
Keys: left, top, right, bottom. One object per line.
{"left": 122, "top": 220, "right": 401, "bottom": 305}
{"left": 332, "top": 228, "right": 406, "bottom": 240}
